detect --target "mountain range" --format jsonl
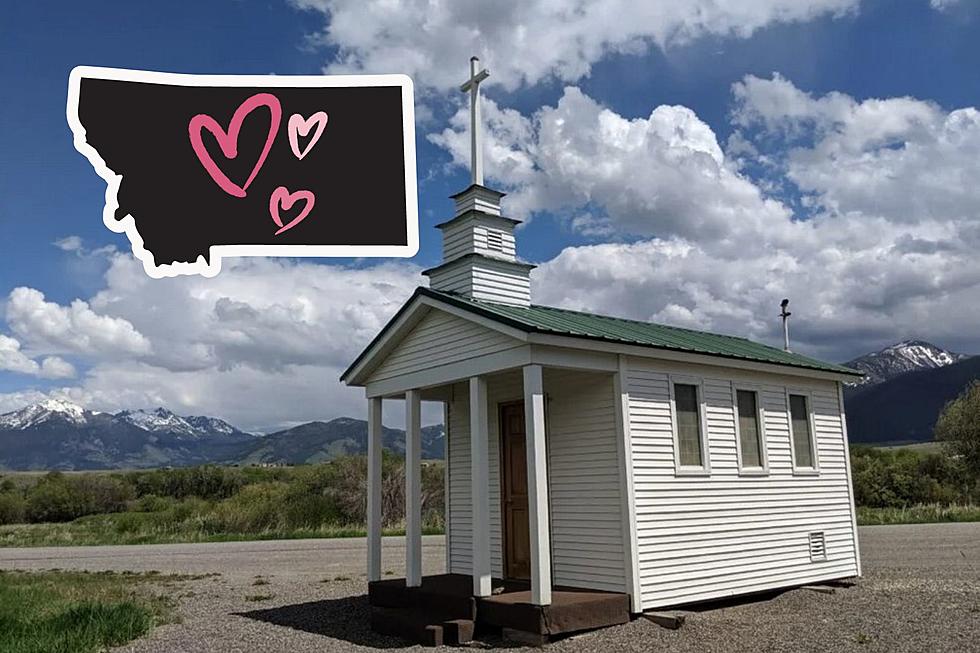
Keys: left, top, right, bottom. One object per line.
{"left": 0, "top": 338, "right": 974, "bottom": 469}
{"left": 0, "top": 399, "right": 444, "bottom": 471}
{"left": 843, "top": 340, "right": 976, "bottom": 444}
{"left": 843, "top": 339, "right": 969, "bottom": 387}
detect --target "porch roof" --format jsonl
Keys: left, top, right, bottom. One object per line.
{"left": 342, "top": 287, "right": 863, "bottom": 382}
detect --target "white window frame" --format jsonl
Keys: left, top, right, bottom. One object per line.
{"left": 731, "top": 383, "right": 769, "bottom": 475}
{"left": 785, "top": 388, "right": 820, "bottom": 475}
{"left": 668, "top": 375, "right": 711, "bottom": 476}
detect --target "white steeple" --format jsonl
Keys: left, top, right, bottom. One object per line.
{"left": 423, "top": 57, "right": 534, "bottom": 307}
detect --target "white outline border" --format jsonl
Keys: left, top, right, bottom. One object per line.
{"left": 66, "top": 66, "right": 419, "bottom": 278}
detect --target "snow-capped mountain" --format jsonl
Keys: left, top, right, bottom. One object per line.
{"left": 116, "top": 407, "right": 201, "bottom": 438}
{"left": 0, "top": 398, "right": 89, "bottom": 429}
{"left": 185, "top": 415, "right": 246, "bottom": 436}
{"left": 0, "top": 401, "right": 251, "bottom": 440}
{"left": 844, "top": 354, "right": 980, "bottom": 444}
{"left": 0, "top": 400, "right": 445, "bottom": 470}
{"left": 114, "top": 407, "right": 249, "bottom": 440}
{"left": 845, "top": 340, "right": 970, "bottom": 388}
{"left": 0, "top": 400, "right": 257, "bottom": 470}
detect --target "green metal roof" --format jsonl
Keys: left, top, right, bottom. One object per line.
{"left": 416, "top": 287, "right": 862, "bottom": 378}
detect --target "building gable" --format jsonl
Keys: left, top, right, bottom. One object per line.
{"left": 364, "top": 305, "right": 526, "bottom": 385}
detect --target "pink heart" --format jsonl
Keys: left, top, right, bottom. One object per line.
{"left": 288, "top": 111, "right": 328, "bottom": 160}
{"left": 269, "top": 186, "right": 315, "bottom": 235}
{"left": 189, "top": 93, "right": 282, "bottom": 198}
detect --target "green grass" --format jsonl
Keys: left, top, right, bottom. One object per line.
{"left": 0, "top": 513, "right": 445, "bottom": 548}
{"left": 873, "top": 441, "right": 945, "bottom": 454}
{"left": 0, "top": 570, "right": 177, "bottom": 653}
{"left": 857, "top": 503, "right": 980, "bottom": 525}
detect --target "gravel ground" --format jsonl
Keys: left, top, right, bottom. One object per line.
{"left": 0, "top": 535, "right": 446, "bottom": 582}
{"left": 2, "top": 525, "right": 978, "bottom": 652}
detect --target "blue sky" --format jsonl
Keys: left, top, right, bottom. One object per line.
{"left": 1, "top": 0, "right": 978, "bottom": 429}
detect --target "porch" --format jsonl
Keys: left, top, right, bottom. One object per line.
{"left": 368, "top": 573, "right": 630, "bottom": 646}
{"left": 363, "top": 359, "right": 636, "bottom": 645}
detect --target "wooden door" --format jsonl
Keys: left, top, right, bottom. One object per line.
{"left": 500, "top": 402, "right": 531, "bottom": 580}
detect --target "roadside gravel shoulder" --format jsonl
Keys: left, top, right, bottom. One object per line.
{"left": 3, "top": 524, "right": 973, "bottom": 653}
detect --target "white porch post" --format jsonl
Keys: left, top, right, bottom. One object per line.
{"left": 405, "top": 389, "right": 422, "bottom": 587}
{"left": 367, "top": 396, "right": 383, "bottom": 583}
{"left": 523, "top": 364, "right": 552, "bottom": 606}
{"left": 469, "top": 376, "right": 492, "bottom": 597}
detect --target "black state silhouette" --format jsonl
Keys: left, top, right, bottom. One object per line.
{"left": 77, "top": 78, "right": 409, "bottom": 266}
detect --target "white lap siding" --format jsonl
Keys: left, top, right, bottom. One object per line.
{"left": 447, "top": 371, "right": 522, "bottom": 577}
{"left": 544, "top": 369, "right": 626, "bottom": 593}
{"left": 625, "top": 357, "right": 859, "bottom": 609}
{"left": 446, "top": 368, "right": 625, "bottom": 592}
{"left": 446, "top": 380, "right": 473, "bottom": 575}
{"left": 367, "top": 309, "right": 523, "bottom": 384}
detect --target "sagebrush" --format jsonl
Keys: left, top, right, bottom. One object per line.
{"left": 0, "top": 454, "right": 444, "bottom": 541}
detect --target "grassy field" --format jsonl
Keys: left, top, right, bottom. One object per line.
{"left": 0, "top": 516, "right": 443, "bottom": 548}
{"left": 874, "top": 441, "right": 945, "bottom": 454}
{"left": 0, "top": 460, "right": 445, "bottom": 548}
{"left": 0, "top": 570, "right": 179, "bottom": 653}
{"left": 857, "top": 503, "right": 980, "bottom": 525}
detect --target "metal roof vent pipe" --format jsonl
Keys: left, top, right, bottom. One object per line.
{"left": 780, "top": 298, "right": 792, "bottom": 353}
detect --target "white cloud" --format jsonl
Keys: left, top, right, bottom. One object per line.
{"left": 0, "top": 335, "right": 75, "bottom": 379}
{"left": 6, "top": 287, "right": 152, "bottom": 359}
{"left": 0, "top": 253, "right": 425, "bottom": 431}
{"left": 733, "top": 74, "right": 980, "bottom": 229}
{"left": 0, "top": 335, "right": 44, "bottom": 376}
{"left": 54, "top": 236, "right": 83, "bottom": 252}
{"left": 39, "top": 357, "right": 77, "bottom": 380}
{"left": 0, "top": 389, "right": 58, "bottom": 414}
{"left": 930, "top": 0, "right": 962, "bottom": 10}
{"left": 430, "top": 87, "right": 791, "bottom": 248}
{"left": 291, "top": 0, "right": 858, "bottom": 91}
{"left": 87, "top": 254, "right": 420, "bottom": 374}
{"left": 430, "top": 77, "right": 980, "bottom": 360}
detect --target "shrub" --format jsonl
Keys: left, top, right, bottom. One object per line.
{"left": 73, "top": 474, "right": 134, "bottom": 514}
{"left": 25, "top": 472, "right": 134, "bottom": 523}
{"left": 936, "top": 381, "right": 980, "bottom": 476}
{"left": 112, "top": 511, "right": 155, "bottom": 535}
{"left": 125, "top": 466, "right": 247, "bottom": 501}
{"left": 208, "top": 483, "right": 289, "bottom": 532}
{"left": 850, "top": 445, "right": 979, "bottom": 508}
{"left": 0, "top": 492, "right": 26, "bottom": 525}
{"left": 134, "top": 494, "right": 176, "bottom": 513}
{"left": 25, "top": 473, "right": 79, "bottom": 523}
{"left": 298, "top": 457, "right": 366, "bottom": 525}
{"left": 280, "top": 492, "right": 341, "bottom": 529}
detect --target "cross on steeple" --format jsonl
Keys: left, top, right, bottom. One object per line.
{"left": 425, "top": 57, "right": 533, "bottom": 307}
{"left": 460, "top": 56, "right": 490, "bottom": 186}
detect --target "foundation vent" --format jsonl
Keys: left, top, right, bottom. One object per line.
{"left": 808, "top": 531, "right": 827, "bottom": 562}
